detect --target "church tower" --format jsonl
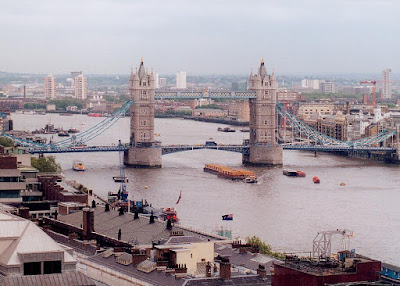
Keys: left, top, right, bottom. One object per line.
{"left": 124, "top": 59, "right": 162, "bottom": 168}
{"left": 243, "top": 60, "right": 283, "bottom": 166}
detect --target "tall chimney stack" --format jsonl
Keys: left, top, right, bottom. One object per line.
{"left": 219, "top": 257, "right": 231, "bottom": 280}
{"left": 82, "top": 208, "right": 94, "bottom": 238}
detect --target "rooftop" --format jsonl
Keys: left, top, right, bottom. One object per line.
{"left": 0, "top": 271, "right": 95, "bottom": 286}
{"left": 58, "top": 207, "right": 221, "bottom": 245}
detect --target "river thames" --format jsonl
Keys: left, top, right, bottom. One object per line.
{"left": 12, "top": 113, "right": 400, "bottom": 265}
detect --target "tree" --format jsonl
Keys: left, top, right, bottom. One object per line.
{"left": 246, "top": 235, "right": 286, "bottom": 260}
{"left": 0, "top": 136, "right": 15, "bottom": 147}
{"left": 31, "top": 156, "right": 61, "bottom": 173}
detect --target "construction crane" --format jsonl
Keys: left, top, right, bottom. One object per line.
{"left": 359, "top": 80, "right": 377, "bottom": 106}
{"left": 312, "top": 229, "right": 354, "bottom": 262}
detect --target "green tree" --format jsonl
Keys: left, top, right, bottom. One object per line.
{"left": 24, "top": 103, "right": 46, "bottom": 109}
{"left": 48, "top": 99, "right": 83, "bottom": 110}
{"left": 246, "top": 235, "right": 286, "bottom": 260}
{"left": 31, "top": 156, "right": 61, "bottom": 173}
{"left": 0, "top": 136, "right": 14, "bottom": 147}
{"left": 195, "top": 104, "right": 221, "bottom": 109}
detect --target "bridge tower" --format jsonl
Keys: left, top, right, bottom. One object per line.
{"left": 124, "top": 59, "right": 162, "bottom": 168}
{"left": 243, "top": 59, "right": 283, "bottom": 166}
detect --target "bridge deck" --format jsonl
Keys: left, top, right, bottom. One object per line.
{"left": 28, "top": 144, "right": 396, "bottom": 154}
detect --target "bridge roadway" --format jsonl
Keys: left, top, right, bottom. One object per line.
{"left": 28, "top": 144, "right": 396, "bottom": 155}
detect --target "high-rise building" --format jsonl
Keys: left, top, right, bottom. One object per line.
{"left": 159, "top": 78, "right": 167, "bottom": 87}
{"left": 154, "top": 72, "right": 159, "bottom": 88}
{"left": 176, "top": 71, "right": 186, "bottom": 89}
{"left": 321, "top": 81, "right": 336, "bottom": 94}
{"left": 382, "top": 69, "right": 392, "bottom": 99}
{"left": 74, "top": 74, "right": 87, "bottom": 100}
{"left": 43, "top": 74, "right": 56, "bottom": 99}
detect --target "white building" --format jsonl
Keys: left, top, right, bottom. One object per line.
{"left": 301, "top": 79, "right": 321, "bottom": 90}
{"left": 382, "top": 69, "right": 392, "bottom": 99}
{"left": 44, "top": 74, "right": 56, "bottom": 99}
{"left": 176, "top": 71, "right": 186, "bottom": 89}
{"left": 159, "top": 77, "right": 167, "bottom": 87}
{"left": 74, "top": 74, "right": 87, "bottom": 100}
{"left": 154, "top": 72, "right": 159, "bottom": 88}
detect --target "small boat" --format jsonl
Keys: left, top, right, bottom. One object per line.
{"left": 68, "top": 128, "right": 80, "bottom": 133}
{"left": 240, "top": 129, "right": 250, "bottom": 132}
{"left": 73, "top": 160, "right": 85, "bottom": 171}
{"left": 160, "top": 208, "right": 178, "bottom": 222}
{"left": 113, "top": 176, "right": 129, "bottom": 183}
{"left": 243, "top": 175, "right": 257, "bottom": 183}
{"left": 312, "top": 176, "right": 320, "bottom": 184}
{"left": 340, "top": 182, "right": 346, "bottom": 186}
{"left": 296, "top": 171, "right": 306, "bottom": 177}
{"left": 222, "top": 214, "right": 233, "bottom": 221}
{"left": 57, "top": 131, "right": 70, "bottom": 137}
{"left": 283, "top": 170, "right": 306, "bottom": 177}
{"left": 59, "top": 113, "right": 73, "bottom": 116}
{"left": 88, "top": 113, "right": 101, "bottom": 117}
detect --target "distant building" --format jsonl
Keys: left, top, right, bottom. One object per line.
{"left": 74, "top": 74, "right": 87, "bottom": 100}
{"left": 43, "top": 74, "right": 56, "bottom": 99}
{"left": 382, "top": 68, "right": 392, "bottom": 99}
{"left": 228, "top": 100, "right": 250, "bottom": 122}
{"left": 301, "top": 79, "right": 320, "bottom": 90}
{"left": 46, "top": 104, "right": 56, "bottom": 111}
{"left": 297, "top": 102, "right": 335, "bottom": 118}
{"left": 159, "top": 77, "right": 167, "bottom": 87}
{"left": 0, "top": 154, "right": 24, "bottom": 204}
{"left": 277, "top": 89, "right": 298, "bottom": 102}
{"left": 192, "top": 108, "right": 227, "bottom": 118}
{"left": 176, "top": 71, "right": 186, "bottom": 89}
{"left": 154, "top": 72, "right": 159, "bottom": 88}
{"left": 321, "top": 81, "right": 336, "bottom": 94}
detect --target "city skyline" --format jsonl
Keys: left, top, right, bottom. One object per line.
{"left": 0, "top": 0, "right": 399, "bottom": 75}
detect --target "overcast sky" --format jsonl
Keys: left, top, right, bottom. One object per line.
{"left": 0, "top": 0, "right": 398, "bottom": 75}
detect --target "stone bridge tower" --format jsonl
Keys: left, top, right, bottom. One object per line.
{"left": 124, "top": 59, "right": 162, "bottom": 168}
{"left": 243, "top": 60, "right": 283, "bottom": 166}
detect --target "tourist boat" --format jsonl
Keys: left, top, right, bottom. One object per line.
{"left": 113, "top": 176, "right": 129, "bottom": 183}
{"left": 88, "top": 113, "right": 101, "bottom": 117}
{"left": 222, "top": 214, "right": 233, "bottom": 221}
{"left": 243, "top": 175, "right": 258, "bottom": 183}
{"left": 57, "top": 130, "right": 70, "bottom": 137}
{"left": 312, "top": 176, "right": 320, "bottom": 184}
{"left": 283, "top": 170, "right": 306, "bottom": 177}
{"left": 160, "top": 208, "right": 178, "bottom": 222}
{"left": 204, "top": 164, "right": 256, "bottom": 181}
{"left": 68, "top": 128, "right": 80, "bottom": 133}
{"left": 218, "top": 127, "right": 236, "bottom": 132}
{"left": 72, "top": 160, "right": 85, "bottom": 171}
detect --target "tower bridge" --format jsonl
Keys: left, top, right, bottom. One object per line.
{"left": 4, "top": 59, "right": 400, "bottom": 165}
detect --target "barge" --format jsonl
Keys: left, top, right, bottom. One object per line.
{"left": 204, "top": 164, "right": 257, "bottom": 181}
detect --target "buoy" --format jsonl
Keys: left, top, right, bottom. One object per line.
{"left": 144, "top": 186, "right": 148, "bottom": 189}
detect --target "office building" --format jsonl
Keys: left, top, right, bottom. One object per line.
{"left": 43, "top": 74, "right": 56, "bottom": 99}
{"left": 159, "top": 77, "right": 167, "bottom": 87}
{"left": 382, "top": 69, "right": 392, "bottom": 99}
{"left": 154, "top": 72, "right": 159, "bottom": 88}
{"left": 321, "top": 81, "right": 336, "bottom": 94}
{"left": 176, "top": 71, "right": 186, "bottom": 89}
{"left": 74, "top": 74, "right": 87, "bottom": 100}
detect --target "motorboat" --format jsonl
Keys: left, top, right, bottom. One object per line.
{"left": 73, "top": 160, "right": 85, "bottom": 171}
{"left": 312, "top": 176, "right": 320, "bottom": 184}
{"left": 243, "top": 175, "right": 257, "bottom": 183}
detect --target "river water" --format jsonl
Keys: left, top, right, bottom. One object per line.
{"left": 12, "top": 113, "right": 400, "bottom": 265}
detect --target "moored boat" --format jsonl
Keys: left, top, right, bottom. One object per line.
{"left": 204, "top": 164, "right": 256, "bottom": 181}
{"left": 222, "top": 214, "right": 233, "bottom": 221}
{"left": 283, "top": 169, "right": 306, "bottom": 177}
{"left": 113, "top": 176, "right": 129, "bottom": 183}
{"left": 57, "top": 130, "right": 70, "bottom": 137}
{"left": 68, "top": 128, "right": 80, "bottom": 133}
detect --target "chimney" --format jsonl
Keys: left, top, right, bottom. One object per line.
{"left": 118, "top": 228, "right": 122, "bottom": 240}
{"left": 82, "top": 208, "right": 94, "bottom": 238}
{"left": 19, "top": 207, "right": 30, "bottom": 220}
{"left": 206, "top": 262, "right": 212, "bottom": 277}
{"left": 134, "top": 211, "right": 139, "bottom": 219}
{"left": 149, "top": 214, "right": 155, "bottom": 224}
{"left": 346, "top": 101, "right": 350, "bottom": 115}
{"left": 166, "top": 219, "right": 172, "bottom": 230}
{"left": 257, "top": 264, "right": 267, "bottom": 277}
{"left": 219, "top": 257, "right": 231, "bottom": 280}
{"left": 54, "top": 210, "right": 58, "bottom": 220}
{"left": 105, "top": 203, "right": 110, "bottom": 212}
{"left": 91, "top": 200, "right": 96, "bottom": 208}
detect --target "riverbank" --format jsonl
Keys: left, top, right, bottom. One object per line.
{"left": 155, "top": 113, "right": 249, "bottom": 126}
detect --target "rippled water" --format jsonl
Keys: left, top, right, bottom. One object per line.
{"left": 12, "top": 113, "right": 400, "bottom": 265}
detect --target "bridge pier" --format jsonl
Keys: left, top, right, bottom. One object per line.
{"left": 243, "top": 146, "right": 283, "bottom": 166}
{"left": 124, "top": 147, "right": 162, "bottom": 168}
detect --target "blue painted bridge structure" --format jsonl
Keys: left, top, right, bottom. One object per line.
{"left": 27, "top": 144, "right": 396, "bottom": 156}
